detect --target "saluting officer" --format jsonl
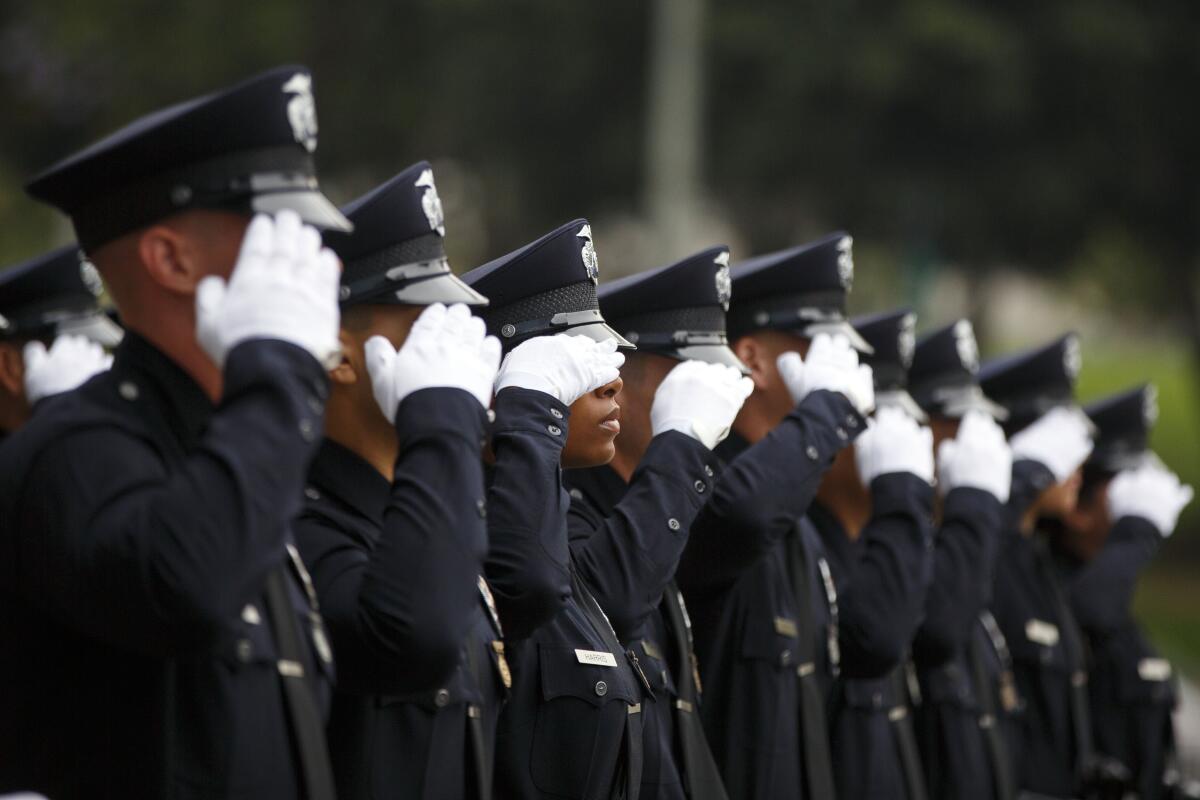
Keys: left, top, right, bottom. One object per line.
{"left": 979, "top": 334, "right": 1097, "bottom": 798}
{"left": 0, "top": 246, "right": 121, "bottom": 435}
{"left": 291, "top": 162, "right": 511, "bottom": 800}
{"left": 907, "top": 319, "right": 1018, "bottom": 800}
{"left": 1059, "top": 385, "right": 1193, "bottom": 800}
{"left": 463, "top": 220, "right": 648, "bottom": 800}
{"left": 0, "top": 66, "right": 348, "bottom": 799}
{"left": 816, "top": 308, "right": 936, "bottom": 800}
{"left": 567, "top": 245, "right": 754, "bottom": 800}
{"left": 677, "top": 234, "right": 876, "bottom": 800}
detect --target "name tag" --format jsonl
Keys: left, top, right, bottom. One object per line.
{"left": 1138, "top": 658, "right": 1172, "bottom": 682}
{"left": 1025, "top": 619, "right": 1060, "bottom": 647}
{"left": 774, "top": 617, "right": 799, "bottom": 638}
{"left": 575, "top": 649, "right": 618, "bottom": 667}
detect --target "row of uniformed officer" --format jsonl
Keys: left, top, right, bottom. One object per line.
{"left": 0, "top": 61, "right": 1196, "bottom": 800}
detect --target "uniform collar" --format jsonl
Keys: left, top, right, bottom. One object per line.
{"left": 308, "top": 438, "right": 391, "bottom": 522}
{"left": 112, "top": 331, "right": 213, "bottom": 450}
{"left": 565, "top": 463, "right": 628, "bottom": 517}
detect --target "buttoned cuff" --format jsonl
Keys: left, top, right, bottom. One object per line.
{"left": 492, "top": 386, "right": 572, "bottom": 443}
{"left": 637, "top": 430, "right": 718, "bottom": 506}
{"left": 223, "top": 339, "right": 331, "bottom": 443}
{"left": 789, "top": 389, "right": 864, "bottom": 463}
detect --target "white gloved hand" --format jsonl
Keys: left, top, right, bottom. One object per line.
{"left": 776, "top": 332, "right": 875, "bottom": 416}
{"left": 196, "top": 210, "right": 341, "bottom": 369}
{"left": 495, "top": 334, "right": 624, "bottom": 405}
{"left": 1009, "top": 406, "right": 1094, "bottom": 483}
{"left": 651, "top": 360, "right": 754, "bottom": 449}
{"left": 937, "top": 410, "right": 1013, "bottom": 502}
{"left": 364, "top": 303, "right": 502, "bottom": 420}
{"left": 855, "top": 405, "right": 935, "bottom": 486}
{"left": 23, "top": 334, "right": 113, "bottom": 403}
{"left": 1107, "top": 458, "right": 1194, "bottom": 537}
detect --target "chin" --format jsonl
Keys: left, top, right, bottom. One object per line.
{"left": 562, "top": 440, "right": 617, "bottom": 470}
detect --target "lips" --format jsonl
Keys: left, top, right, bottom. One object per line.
{"left": 599, "top": 406, "right": 621, "bottom": 435}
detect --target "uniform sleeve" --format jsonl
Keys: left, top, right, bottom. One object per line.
{"left": 13, "top": 340, "right": 328, "bottom": 655}
{"left": 568, "top": 430, "right": 714, "bottom": 642}
{"left": 913, "top": 487, "right": 1004, "bottom": 668}
{"left": 838, "top": 472, "right": 935, "bottom": 678}
{"left": 676, "top": 390, "right": 862, "bottom": 595}
{"left": 296, "top": 388, "right": 489, "bottom": 695}
{"left": 1067, "top": 515, "right": 1161, "bottom": 635}
{"left": 1006, "top": 458, "right": 1056, "bottom": 527}
{"left": 484, "top": 387, "right": 573, "bottom": 640}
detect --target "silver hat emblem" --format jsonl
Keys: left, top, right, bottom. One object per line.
{"left": 282, "top": 73, "right": 319, "bottom": 154}
{"left": 578, "top": 224, "right": 599, "bottom": 283}
{"left": 898, "top": 312, "right": 916, "bottom": 369}
{"left": 836, "top": 235, "right": 854, "bottom": 290}
{"left": 78, "top": 253, "right": 104, "bottom": 298}
{"left": 1063, "top": 334, "right": 1082, "bottom": 381}
{"left": 714, "top": 251, "right": 732, "bottom": 310}
{"left": 953, "top": 319, "right": 980, "bottom": 374}
{"left": 414, "top": 168, "right": 446, "bottom": 237}
{"left": 1143, "top": 385, "right": 1159, "bottom": 428}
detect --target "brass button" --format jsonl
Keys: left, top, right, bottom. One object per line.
{"left": 548, "top": 424, "right": 562, "bottom": 436}
{"left": 805, "top": 445, "right": 820, "bottom": 461}
{"left": 434, "top": 688, "right": 450, "bottom": 707}
{"left": 704, "top": 465, "right": 713, "bottom": 477}
{"left": 118, "top": 381, "right": 139, "bottom": 401}
{"left": 594, "top": 680, "right": 608, "bottom": 697}
{"left": 667, "top": 518, "right": 681, "bottom": 531}
{"left": 299, "top": 419, "right": 316, "bottom": 442}
{"left": 236, "top": 639, "right": 253, "bottom": 663}
{"left": 693, "top": 480, "right": 706, "bottom": 493}
{"left": 550, "top": 408, "right": 564, "bottom": 419}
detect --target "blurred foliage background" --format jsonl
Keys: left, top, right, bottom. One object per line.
{"left": 1, "top": 1, "right": 1197, "bottom": 663}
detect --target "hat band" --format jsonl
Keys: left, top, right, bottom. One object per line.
{"left": 339, "top": 234, "right": 451, "bottom": 305}
{"left": 498, "top": 308, "right": 606, "bottom": 339}
{"left": 71, "top": 146, "right": 318, "bottom": 251}
{"left": 727, "top": 289, "right": 848, "bottom": 337}
{"left": 623, "top": 330, "right": 729, "bottom": 349}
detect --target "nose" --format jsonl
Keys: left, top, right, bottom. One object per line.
{"left": 597, "top": 375, "right": 623, "bottom": 398}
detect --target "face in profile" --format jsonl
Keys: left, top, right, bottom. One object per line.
{"left": 1035, "top": 466, "right": 1084, "bottom": 520}
{"left": 562, "top": 373, "right": 623, "bottom": 469}
{"left": 1060, "top": 477, "right": 1113, "bottom": 561}
{"left": 733, "top": 329, "right": 811, "bottom": 430}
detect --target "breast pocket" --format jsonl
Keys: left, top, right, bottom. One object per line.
{"left": 736, "top": 615, "right": 799, "bottom": 751}
{"left": 532, "top": 644, "right": 637, "bottom": 798}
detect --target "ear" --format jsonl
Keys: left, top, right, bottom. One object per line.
{"left": 328, "top": 328, "right": 359, "bottom": 386}
{"left": 0, "top": 343, "right": 24, "bottom": 396}
{"left": 137, "top": 224, "right": 203, "bottom": 295}
{"left": 732, "top": 335, "right": 771, "bottom": 391}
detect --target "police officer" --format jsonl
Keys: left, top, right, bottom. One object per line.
{"left": 0, "top": 246, "right": 121, "bottom": 434}
{"left": 0, "top": 66, "right": 348, "bottom": 799}
{"left": 907, "top": 319, "right": 1017, "bottom": 800}
{"left": 813, "top": 307, "right": 936, "bottom": 800}
{"left": 567, "top": 245, "right": 755, "bottom": 800}
{"left": 676, "top": 233, "right": 881, "bottom": 800}
{"left": 463, "top": 219, "right": 648, "bottom": 800}
{"left": 290, "top": 162, "right": 517, "bottom": 800}
{"left": 1060, "top": 385, "right": 1193, "bottom": 799}
{"left": 980, "top": 334, "right": 1097, "bottom": 798}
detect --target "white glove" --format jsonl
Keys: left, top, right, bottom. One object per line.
{"left": 196, "top": 210, "right": 341, "bottom": 369}
{"left": 855, "top": 405, "right": 935, "bottom": 486}
{"left": 1009, "top": 406, "right": 1094, "bottom": 483}
{"left": 776, "top": 332, "right": 875, "bottom": 416}
{"left": 937, "top": 410, "right": 1013, "bottom": 502}
{"left": 495, "top": 334, "right": 624, "bottom": 405}
{"left": 1107, "top": 458, "right": 1194, "bottom": 537}
{"left": 651, "top": 360, "right": 754, "bottom": 449}
{"left": 364, "top": 303, "right": 502, "bottom": 420}
{"left": 23, "top": 334, "right": 113, "bottom": 403}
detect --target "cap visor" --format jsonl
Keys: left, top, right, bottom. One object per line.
{"left": 251, "top": 190, "right": 353, "bottom": 232}
{"left": 935, "top": 385, "right": 1010, "bottom": 422}
{"left": 567, "top": 321, "right": 636, "bottom": 350}
{"left": 56, "top": 311, "right": 125, "bottom": 348}
{"left": 666, "top": 343, "right": 751, "bottom": 375}
{"left": 799, "top": 320, "right": 875, "bottom": 355}
{"left": 876, "top": 390, "right": 929, "bottom": 424}
{"left": 362, "top": 273, "right": 489, "bottom": 308}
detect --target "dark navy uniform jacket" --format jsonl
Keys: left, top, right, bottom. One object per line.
{"left": 0, "top": 332, "right": 333, "bottom": 800}
{"left": 1064, "top": 515, "right": 1177, "bottom": 800}
{"left": 293, "top": 387, "right": 501, "bottom": 800}
{"left": 990, "top": 459, "right": 1089, "bottom": 798}
{"left": 565, "top": 430, "right": 721, "bottom": 800}
{"left": 911, "top": 488, "right": 1008, "bottom": 800}
{"left": 674, "top": 390, "right": 863, "bottom": 800}
{"left": 486, "top": 387, "right": 648, "bottom": 800}
{"left": 807, "top": 472, "right": 935, "bottom": 800}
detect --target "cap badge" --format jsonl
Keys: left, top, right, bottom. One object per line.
{"left": 714, "top": 251, "right": 732, "bottom": 310}
{"left": 282, "top": 73, "right": 318, "bottom": 154}
{"left": 953, "top": 319, "right": 979, "bottom": 374}
{"left": 578, "top": 224, "right": 599, "bottom": 283}
{"left": 1063, "top": 334, "right": 1082, "bottom": 381}
{"left": 415, "top": 169, "right": 446, "bottom": 237}
{"left": 898, "top": 313, "right": 916, "bottom": 369}
{"left": 1143, "top": 385, "right": 1159, "bottom": 428}
{"left": 78, "top": 253, "right": 104, "bottom": 298}
{"left": 836, "top": 235, "right": 854, "bottom": 290}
